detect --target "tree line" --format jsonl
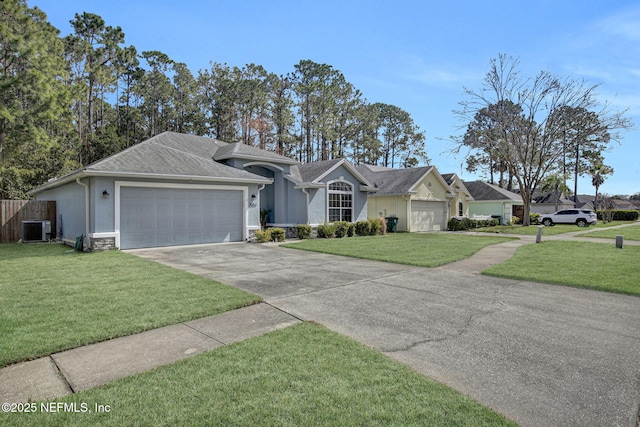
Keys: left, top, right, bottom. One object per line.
{"left": 0, "top": 1, "right": 427, "bottom": 199}
{"left": 454, "top": 54, "right": 632, "bottom": 224}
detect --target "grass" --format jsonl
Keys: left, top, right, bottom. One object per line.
{"left": 475, "top": 221, "right": 634, "bottom": 236}
{"left": 282, "top": 233, "right": 515, "bottom": 267}
{"left": 483, "top": 241, "right": 640, "bottom": 296}
{"left": 0, "top": 243, "right": 260, "bottom": 367}
{"left": 1, "top": 322, "right": 515, "bottom": 427}
{"left": 578, "top": 223, "right": 640, "bottom": 240}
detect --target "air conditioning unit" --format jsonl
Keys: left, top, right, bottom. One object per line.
{"left": 22, "top": 220, "right": 52, "bottom": 242}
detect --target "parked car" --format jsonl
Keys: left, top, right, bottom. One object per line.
{"left": 540, "top": 209, "right": 597, "bottom": 227}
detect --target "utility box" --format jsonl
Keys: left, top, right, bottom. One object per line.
{"left": 21, "top": 220, "right": 51, "bottom": 242}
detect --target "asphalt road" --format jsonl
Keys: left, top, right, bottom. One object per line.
{"left": 131, "top": 241, "right": 640, "bottom": 427}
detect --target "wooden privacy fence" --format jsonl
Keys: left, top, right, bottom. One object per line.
{"left": 0, "top": 200, "right": 56, "bottom": 243}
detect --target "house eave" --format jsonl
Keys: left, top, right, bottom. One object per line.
{"left": 28, "top": 170, "right": 273, "bottom": 194}
{"left": 294, "top": 182, "right": 325, "bottom": 189}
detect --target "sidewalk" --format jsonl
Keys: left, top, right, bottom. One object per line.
{"left": 0, "top": 303, "right": 300, "bottom": 403}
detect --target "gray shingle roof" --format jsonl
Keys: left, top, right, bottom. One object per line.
{"left": 463, "top": 181, "right": 523, "bottom": 202}
{"left": 293, "top": 158, "right": 343, "bottom": 183}
{"left": 213, "top": 142, "right": 299, "bottom": 164}
{"left": 83, "top": 132, "right": 269, "bottom": 182}
{"left": 355, "top": 164, "right": 435, "bottom": 196}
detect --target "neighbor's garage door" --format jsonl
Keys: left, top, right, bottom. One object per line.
{"left": 120, "top": 187, "right": 243, "bottom": 249}
{"left": 410, "top": 201, "right": 446, "bottom": 232}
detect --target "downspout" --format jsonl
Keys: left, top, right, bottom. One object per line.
{"left": 75, "top": 178, "right": 89, "bottom": 250}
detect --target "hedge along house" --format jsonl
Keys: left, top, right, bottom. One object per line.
{"left": 29, "top": 132, "right": 374, "bottom": 250}
{"left": 355, "top": 164, "right": 460, "bottom": 232}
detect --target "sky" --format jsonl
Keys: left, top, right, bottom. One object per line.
{"left": 30, "top": 0, "right": 640, "bottom": 196}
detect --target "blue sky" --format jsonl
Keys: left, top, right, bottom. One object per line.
{"left": 31, "top": 0, "right": 640, "bottom": 196}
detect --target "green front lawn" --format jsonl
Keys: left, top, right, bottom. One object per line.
{"left": 483, "top": 241, "right": 640, "bottom": 296}
{"left": 475, "top": 221, "right": 634, "bottom": 236}
{"left": 578, "top": 223, "right": 640, "bottom": 240}
{"left": 282, "top": 233, "right": 515, "bottom": 267}
{"left": 2, "top": 322, "right": 515, "bottom": 427}
{"left": 0, "top": 244, "right": 261, "bottom": 367}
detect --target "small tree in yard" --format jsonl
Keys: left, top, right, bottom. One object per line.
{"left": 453, "top": 54, "right": 632, "bottom": 225}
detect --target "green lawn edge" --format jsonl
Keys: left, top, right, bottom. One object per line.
{"left": 483, "top": 241, "right": 640, "bottom": 296}
{"left": 0, "top": 243, "right": 261, "bottom": 367}
{"left": 282, "top": 233, "right": 516, "bottom": 268}
{"left": 0, "top": 322, "right": 516, "bottom": 427}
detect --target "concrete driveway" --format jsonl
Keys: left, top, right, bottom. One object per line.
{"left": 130, "top": 242, "right": 640, "bottom": 427}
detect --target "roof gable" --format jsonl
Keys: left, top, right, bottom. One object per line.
{"left": 291, "top": 159, "right": 373, "bottom": 189}
{"left": 356, "top": 164, "right": 453, "bottom": 197}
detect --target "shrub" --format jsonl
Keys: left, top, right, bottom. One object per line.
{"left": 334, "top": 221, "right": 350, "bottom": 238}
{"left": 254, "top": 229, "right": 272, "bottom": 243}
{"left": 355, "top": 220, "right": 370, "bottom": 236}
{"left": 346, "top": 222, "right": 355, "bottom": 237}
{"left": 269, "top": 227, "right": 286, "bottom": 242}
{"left": 368, "top": 218, "right": 381, "bottom": 235}
{"left": 448, "top": 218, "right": 467, "bottom": 231}
{"left": 317, "top": 223, "right": 336, "bottom": 238}
{"left": 295, "top": 224, "right": 312, "bottom": 239}
{"left": 530, "top": 212, "right": 541, "bottom": 225}
{"left": 447, "top": 217, "right": 495, "bottom": 231}
{"left": 596, "top": 210, "right": 639, "bottom": 221}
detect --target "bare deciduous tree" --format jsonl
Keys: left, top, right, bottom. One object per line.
{"left": 454, "top": 54, "right": 633, "bottom": 225}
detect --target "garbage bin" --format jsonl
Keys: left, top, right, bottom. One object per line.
{"left": 385, "top": 216, "right": 398, "bottom": 233}
{"left": 491, "top": 215, "right": 502, "bottom": 225}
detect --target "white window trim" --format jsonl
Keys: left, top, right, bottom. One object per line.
{"left": 326, "top": 179, "right": 354, "bottom": 223}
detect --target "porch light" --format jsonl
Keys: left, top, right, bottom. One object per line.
{"left": 102, "top": 189, "right": 110, "bottom": 199}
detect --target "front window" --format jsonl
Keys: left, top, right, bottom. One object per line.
{"left": 328, "top": 181, "right": 353, "bottom": 222}
{"left": 458, "top": 202, "right": 464, "bottom": 216}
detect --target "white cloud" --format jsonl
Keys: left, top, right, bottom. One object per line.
{"left": 597, "top": 7, "right": 640, "bottom": 41}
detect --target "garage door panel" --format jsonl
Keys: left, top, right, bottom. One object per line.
{"left": 411, "top": 201, "right": 445, "bottom": 232}
{"left": 120, "top": 187, "right": 243, "bottom": 249}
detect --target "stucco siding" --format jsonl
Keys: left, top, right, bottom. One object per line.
{"left": 36, "top": 182, "right": 86, "bottom": 242}
{"left": 413, "top": 173, "right": 448, "bottom": 200}
{"left": 307, "top": 188, "right": 325, "bottom": 225}
{"left": 367, "top": 196, "right": 408, "bottom": 231}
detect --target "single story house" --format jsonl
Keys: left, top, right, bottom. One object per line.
{"left": 464, "top": 180, "right": 523, "bottom": 224}
{"left": 29, "top": 132, "right": 375, "bottom": 250}
{"left": 570, "top": 194, "right": 595, "bottom": 211}
{"left": 530, "top": 190, "right": 574, "bottom": 214}
{"left": 355, "top": 164, "right": 469, "bottom": 232}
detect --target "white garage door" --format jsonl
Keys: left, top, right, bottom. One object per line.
{"left": 120, "top": 187, "right": 243, "bottom": 249}
{"left": 410, "top": 201, "right": 446, "bottom": 232}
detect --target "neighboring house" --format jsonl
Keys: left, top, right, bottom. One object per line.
{"left": 29, "top": 132, "right": 374, "bottom": 250}
{"left": 464, "top": 181, "right": 523, "bottom": 224}
{"left": 356, "top": 164, "right": 458, "bottom": 232}
{"left": 608, "top": 199, "right": 640, "bottom": 211}
{"left": 530, "top": 190, "right": 574, "bottom": 214}
{"left": 441, "top": 173, "right": 474, "bottom": 218}
{"left": 570, "top": 194, "right": 596, "bottom": 211}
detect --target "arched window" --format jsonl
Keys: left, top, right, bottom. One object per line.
{"left": 328, "top": 181, "right": 353, "bottom": 222}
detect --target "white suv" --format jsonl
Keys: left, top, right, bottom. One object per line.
{"left": 540, "top": 209, "right": 597, "bottom": 227}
